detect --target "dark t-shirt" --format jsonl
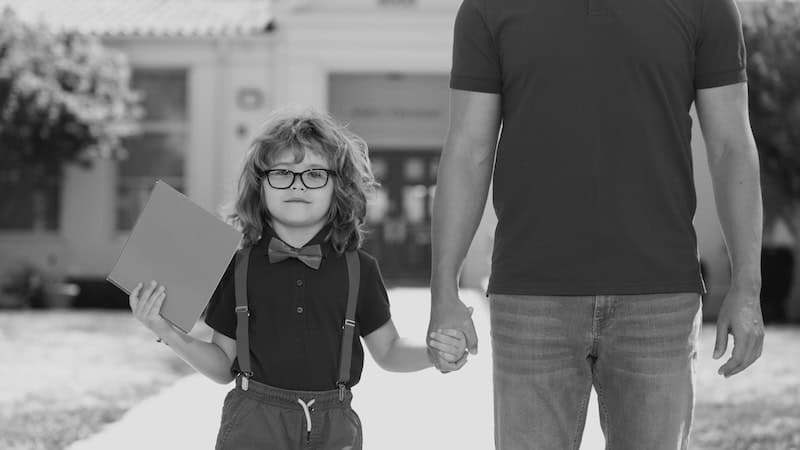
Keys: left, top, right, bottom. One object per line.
{"left": 204, "top": 225, "right": 391, "bottom": 391}
{"left": 451, "top": 0, "right": 747, "bottom": 295}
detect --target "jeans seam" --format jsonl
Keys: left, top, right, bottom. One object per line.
{"left": 591, "top": 296, "right": 600, "bottom": 357}
{"left": 594, "top": 373, "right": 612, "bottom": 450}
{"left": 608, "top": 296, "right": 617, "bottom": 325}
{"left": 571, "top": 379, "right": 592, "bottom": 450}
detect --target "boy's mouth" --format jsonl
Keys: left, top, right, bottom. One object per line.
{"left": 285, "top": 198, "right": 311, "bottom": 203}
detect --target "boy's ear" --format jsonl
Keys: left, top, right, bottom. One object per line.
{"left": 468, "top": 306, "right": 474, "bottom": 316}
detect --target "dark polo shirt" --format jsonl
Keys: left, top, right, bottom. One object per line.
{"left": 204, "top": 225, "right": 391, "bottom": 391}
{"left": 451, "top": 0, "right": 747, "bottom": 295}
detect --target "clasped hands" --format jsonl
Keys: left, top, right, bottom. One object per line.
{"left": 427, "top": 297, "right": 479, "bottom": 373}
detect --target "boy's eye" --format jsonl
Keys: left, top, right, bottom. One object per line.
{"left": 307, "top": 170, "right": 326, "bottom": 179}
{"left": 272, "top": 169, "right": 292, "bottom": 176}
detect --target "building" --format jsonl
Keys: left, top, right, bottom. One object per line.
{"left": 0, "top": 0, "right": 732, "bottom": 316}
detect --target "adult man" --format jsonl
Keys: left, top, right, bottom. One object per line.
{"left": 426, "top": 0, "right": 765, "bottom": 448}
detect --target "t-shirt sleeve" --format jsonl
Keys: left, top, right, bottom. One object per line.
{"left": 694, "top": 0, "right": 747, "bottom": 89}
{"left": 450, "top": 0, "right": 502, "bottom": 93}
{"left": 204, "top": 256, "right": 237, "bottom": 339}
{"left": 356, "top": 255, "right": 391, "bottom": 337}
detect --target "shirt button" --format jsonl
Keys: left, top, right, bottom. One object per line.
{"left": 296, "top": 306, "right": 304, "bottom": 314}
{"left": 296, "top": 279, "right": 303, "bottom": 287}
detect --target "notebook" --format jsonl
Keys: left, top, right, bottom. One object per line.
{"left": 108, "top": 180, "right": 242, "bottom": 333}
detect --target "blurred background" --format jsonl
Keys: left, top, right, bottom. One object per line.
{"left": 0, "top": 0, "right": 798, "bottom": 449}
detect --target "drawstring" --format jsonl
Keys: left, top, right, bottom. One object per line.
{"left": 297, "top": 398, "right": 316, "bottom": 441}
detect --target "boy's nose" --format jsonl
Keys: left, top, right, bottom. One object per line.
{"left": 290, "top": 176, "right": 306, "bottom": 190}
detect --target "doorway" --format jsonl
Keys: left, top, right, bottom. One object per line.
{"left": 364, "top": 150, "right": 439, "bottom": 286}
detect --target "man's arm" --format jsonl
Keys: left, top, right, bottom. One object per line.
{"left": 427, "top": 89, "right": 501, "bottom": 369}
{"left": 695, "top": 82, "right": 765, "bottom": 377}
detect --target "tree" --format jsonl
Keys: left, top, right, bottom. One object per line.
{"left": 0, "top": 8, "right": 141, "bottom": 229}
{"left": 740, "top": 0, "right": 800, "bottom": 320}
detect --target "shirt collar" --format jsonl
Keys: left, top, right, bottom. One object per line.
{"left": 259, "top": 223, "right": 334, "bottom": 258}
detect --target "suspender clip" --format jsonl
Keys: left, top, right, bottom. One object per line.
{"left": 337, "top": 383, "right": 346, "bottom": 402}
{"left": 343, "top": 319, "right": 355, "bottom": 329}
{"left": 235, "top": 305, "right": 250, "bottom": 317}
{"left": 239, "top": 371, "right": 253, "bottom": 391}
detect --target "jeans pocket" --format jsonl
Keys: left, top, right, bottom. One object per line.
{"left": 347, "top": 407, "right": 362, "bottom": 429}
{"left": 342, "top": 407, "right": 363, "bottom": 449}
{"left": 215, "top": 389, "right": 252, "bottom": 449}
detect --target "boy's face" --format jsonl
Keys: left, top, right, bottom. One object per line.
{"left": 262, "top": 148, "right": 334, "bottom": 235}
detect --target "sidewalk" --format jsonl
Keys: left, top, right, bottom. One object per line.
{"left": 67, "top": 288, "right": 605, "bottom": 450}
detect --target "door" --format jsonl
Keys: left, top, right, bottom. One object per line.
{"left": 364, "top": 151, "right": 439, "bottom": 286}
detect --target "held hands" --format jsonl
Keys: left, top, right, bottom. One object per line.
{"left": 428, "top": 329, "right": 469, "bottom": 366}
{"left": 129, "top": 280, "right": 173, "bottom": 338}
{"left": 427, "top": 292, "right": 479, "bottom": 373}
{"left": 713, "top": 288, "right": 765, "bottom": 378}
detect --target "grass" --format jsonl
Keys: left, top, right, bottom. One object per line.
{"left": 0, "top": 310, "right": 195, "bottom": 450}
{"left": 693, "top": 326, "right": 800, "bottom": 450}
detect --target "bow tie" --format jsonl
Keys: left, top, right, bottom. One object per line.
{"left": 267, "top": 237, "right": 323, "bottom": 269}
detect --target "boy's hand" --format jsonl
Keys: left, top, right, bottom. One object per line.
{"left": 129, "top": 280, "right": 172, "bottom": 338}
{"left": 428, "top": 329, "right": 468, "bottom": 363}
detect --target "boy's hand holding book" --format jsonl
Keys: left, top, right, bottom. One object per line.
{"left": 130, "top": 280, "right": 174, "bottom": 340}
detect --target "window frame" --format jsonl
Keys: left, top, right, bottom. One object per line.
{"left": 115, "top": 67, "right": 190, "bottom": 233}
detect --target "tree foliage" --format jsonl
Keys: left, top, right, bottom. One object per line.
{"left": 0, "top": 8, "right": 141, "bottom": 172}
{"left": 739, "top": 0, "right": 800, "bottom": 320}
{"left": 740, "top": 0, "right": 800, "bottom": 227}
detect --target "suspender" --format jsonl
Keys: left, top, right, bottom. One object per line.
{"left": 337, "top": 251, "right": 360, "bottom": 400}
{"left": 233, "top": 247, "right": 360, "bottom": 400}
{"left": 233, "top": 246, "right": 253, "bottom": 391}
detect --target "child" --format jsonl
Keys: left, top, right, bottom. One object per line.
{"left": 129, "top": 108, "right": 468, "bottom": 450}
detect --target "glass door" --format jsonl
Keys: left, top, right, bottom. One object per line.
{"left": 364, "top": 151, "right": 439, "bottom": 286}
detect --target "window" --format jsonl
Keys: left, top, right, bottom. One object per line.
{"left": 117, "top": 69, "right": 188, "bottom": 231}
{"left": 0, "top": 166, "right": 60, "bottom": 232}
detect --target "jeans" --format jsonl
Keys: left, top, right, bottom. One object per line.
{"left": 490, "top": 292, "right": 702, "bottom": 450}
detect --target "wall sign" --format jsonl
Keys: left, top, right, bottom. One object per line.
{"left": 329, "top": 73, "right": 450, "bottom": 147}
{"left": 236, "top": 87, "right": 265, "bottom": 111}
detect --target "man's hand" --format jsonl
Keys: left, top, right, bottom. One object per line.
{"left": 427, "top": 290, "right": 478, "bottom": 373}
{"left": 713, "top": 289, "right": 765, "bottom": 378}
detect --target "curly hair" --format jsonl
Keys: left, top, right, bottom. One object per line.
{"left": 227, "top": 107, "right": 377, "bottom": 254}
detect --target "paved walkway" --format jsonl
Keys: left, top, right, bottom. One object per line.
{"left": 67, "top": 288, "right": 605, "bottom": 450}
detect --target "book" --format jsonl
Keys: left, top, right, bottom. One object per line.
{"left": 108, "top": 180, "right": 242, "bottom": 333}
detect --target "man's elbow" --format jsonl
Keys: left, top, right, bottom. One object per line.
{"left": 706, "top": 142, "right": 756, "bottom": 174}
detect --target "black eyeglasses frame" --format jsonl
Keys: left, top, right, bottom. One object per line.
{"left": 261, "top": 168, "right": 338, "bottom": 190}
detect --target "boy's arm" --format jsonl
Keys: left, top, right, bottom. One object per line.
{"left": 364, "top": 320, "right": 468, "bottom": 372}
{"left": 131, "top": 281, "right": 236, "bottom": 384}
{"left": 157, "top": 326, "right": 237, "bottom": 384}
{"left": 364, "top": 319, "right": 435, "bottom": 372}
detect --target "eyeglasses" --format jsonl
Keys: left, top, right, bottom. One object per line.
{"left": 262, "top": 168, "right": 337, "bottom": 189}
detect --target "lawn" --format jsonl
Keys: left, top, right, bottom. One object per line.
{"left": 0, "top": 310, "right": 196, "bottom": 450}
{"left": 693, "top": 325, "right": 800, "bottom": 450}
